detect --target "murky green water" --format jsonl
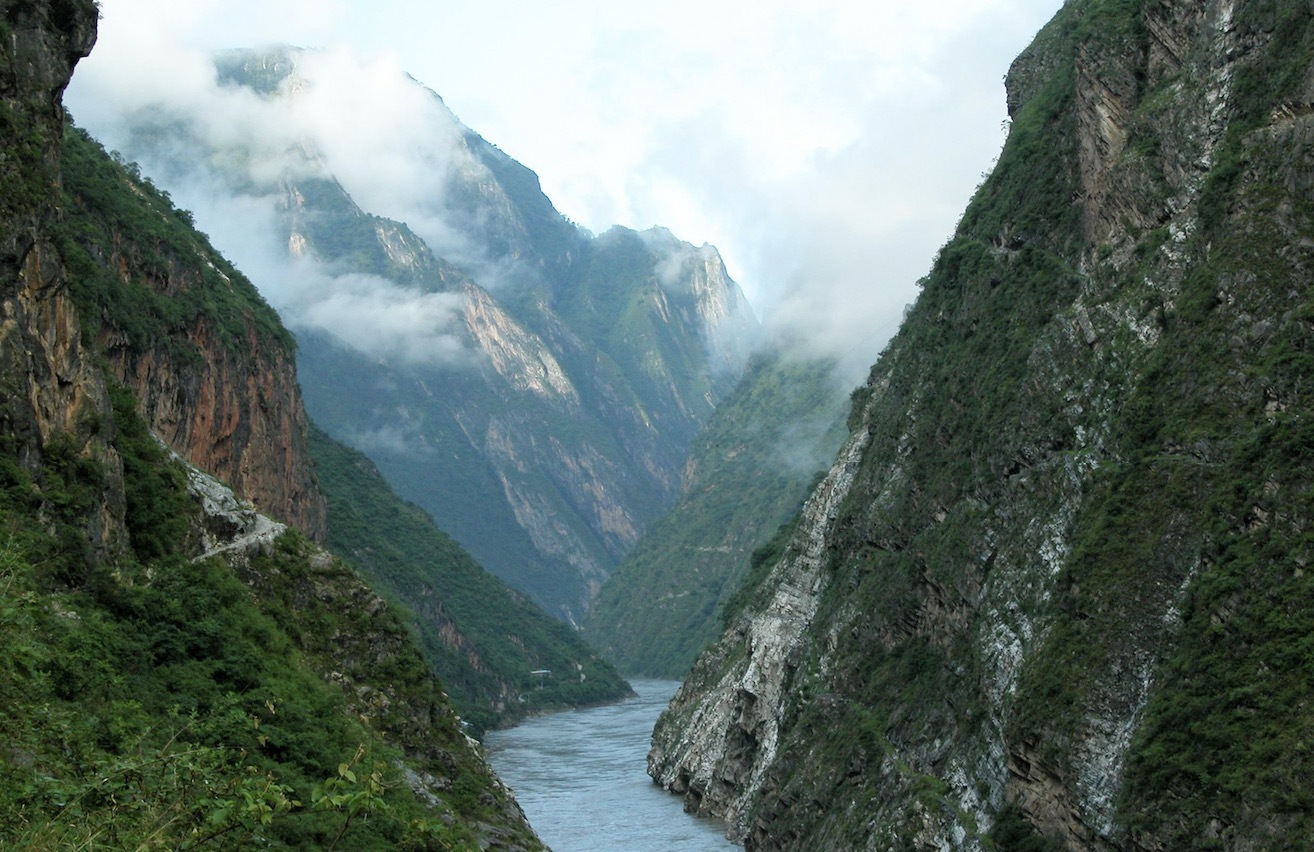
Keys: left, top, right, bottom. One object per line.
{"left": 484, "top": 679, "right": 739, "bottom": 851}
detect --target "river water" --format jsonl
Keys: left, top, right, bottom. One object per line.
{"left": 484, "top": 679, "right": 739, "bottom": 851}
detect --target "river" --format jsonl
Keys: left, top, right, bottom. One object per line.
{"left": 484, "top": 679, "right": 739, "bottom": 851}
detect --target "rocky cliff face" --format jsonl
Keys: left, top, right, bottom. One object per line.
{"left": 2, "top": 7, "right": 323, "bottom": 543}
{"left": 56, "top": 124, "right": 327, "bottom": 541}
{"left": 0, "top": 0, "right": 114, "bottom": 550}
{"left": 105, "top": 319, "right": 326, "bottom": 541}
{"left": 652, "top": 1, "right": 1314, "bottom": 848}
{"left": 286, "top": 201, "right": 758, "bottom": 622}
{"left": 87, "top": 212, "right": 327, "bottom": 540}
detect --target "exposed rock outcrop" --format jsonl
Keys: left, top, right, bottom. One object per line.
{"left": 0, "top": 0, "right": 120, "bottom": 554}
{"left": 105, "top": 314, "right": 327, "bottom": 541}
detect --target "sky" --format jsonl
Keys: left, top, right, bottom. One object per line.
{"left": 66, "top": 0, "right": 1063, "bottom": 383}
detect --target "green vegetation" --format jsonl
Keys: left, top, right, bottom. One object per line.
{"left": 1197, "top": 1, "right": 1314, "bottom": 234}
{"left": 310, "top": 427, "right": 631, "bottom": 733}
{"left": 654, "top": 0, "right": 1314, "bottom": 846}
{"left": 559, "top": 227, "right": 739, "bottom": 422}
{"left": 58, "top": 124, "right": 293, "bottom": 355}
{"left": 0, "top": 384, "right": 517, "bottom": 848}
{"left": 986, "top": 805, "right": 1063, "bottom": 852}
{"left": 585, "top": 352, "right": 847, "bottom": 677}
{"left": 109, "top": 381, "right": 194, "bottom": 563}
{"left": 0, "top": 96, "right": 54, "bottom": 226}
{"left": 1005, "top": 4, "right": 1314, "bottom": 842}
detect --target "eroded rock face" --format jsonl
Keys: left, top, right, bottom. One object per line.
{"left": 106, "top": 313, "right": 327, "bottom": 541}
{"left": 0, "top": 0, "right": 122, "bottom": 552}
{"left": 652, "top": 1, "right": 1314, "bottom": 848}
{"left": 649, "top": 422, "right": 871, "bottom": 834}
{"left": 2, "top": 2, "right": 325, "bottom": 546}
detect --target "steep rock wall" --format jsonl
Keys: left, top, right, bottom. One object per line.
{"left": 0, "top": 0, "right": 121, "bottom": 554}
{"left": 105, "top": 309, "right": 326, "bottom": 541}
{"left": 652, "top": 1, "right": 1314, "bottom": 848}
{"left": 57, "top": 127, "right": 328, "bottom": 541}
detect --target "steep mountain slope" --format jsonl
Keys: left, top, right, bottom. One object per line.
{"left": 101, "top": 47, "right": 759, "bottom": 619}
{"left": 651, "top": 0, "right": 1314, "bottom": 848}
{"left": 309, "top": 426, "right": 630, "bottom": 734}
{"left": 58, "top": 123, "right": 326, "bottom": 541}
{"left": 0, "top": 4, "right": 542, "bottom": 846}
{"left": 60, "top": 109, "right": 630, "bottom": 736}
{"left": 586, "top": 351, "right": 849, "bottom": 677}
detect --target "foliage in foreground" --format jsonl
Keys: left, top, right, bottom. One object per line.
{"left": 0, "top": 390, "right": 489, "bottom": 848}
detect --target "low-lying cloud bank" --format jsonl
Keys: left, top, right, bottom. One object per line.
{"left": 71, "top": 42, "right": 513, "bottom": 369}
{"left": 67, "top": 0, "right": 1062, "bottom": 386}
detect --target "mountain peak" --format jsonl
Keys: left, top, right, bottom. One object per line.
{"left": 96, "top": 41, "right": 758, "bottom": 620}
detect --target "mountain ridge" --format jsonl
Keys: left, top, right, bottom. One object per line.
{"left": 102, "top": 45, "right": 760, "bottom": 619}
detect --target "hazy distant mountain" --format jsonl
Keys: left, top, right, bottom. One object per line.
{"left": 113, "top": 46, "right": 759, "bottom": 620}
{"left": 585, "top": 350, "right": 849, "bottom": 677}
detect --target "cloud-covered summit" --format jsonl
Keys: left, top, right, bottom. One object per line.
{"left": 77, "top": 43, "right": 566, "bottom": 368}
{"left": 69, "top": 0, "right": 1063, "bottom": 388}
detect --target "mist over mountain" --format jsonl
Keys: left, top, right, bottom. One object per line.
{"left": 76, "top": 45, "right": 760, "bottom": 620}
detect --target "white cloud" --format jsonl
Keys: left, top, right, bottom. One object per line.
{"left": 142, "top": 167, "right": 476, "bottom": 369}
{"left": 68, "top": 0, "right": 1063, "bottom": 385}
{"left": 285, "top": 49, "right": 466, "bottom": 226}
{"left": 290, "top": 270, "right": 471, "bottom": 368}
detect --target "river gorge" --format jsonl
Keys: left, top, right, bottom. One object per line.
{"left": 485, "top": 680, "right": 738, "bottom": 850}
